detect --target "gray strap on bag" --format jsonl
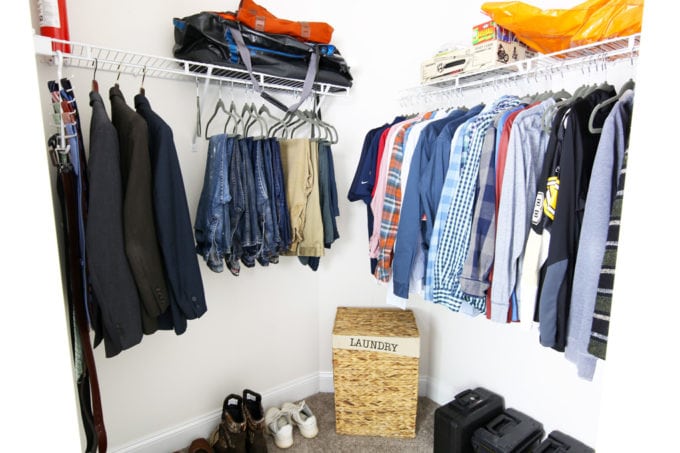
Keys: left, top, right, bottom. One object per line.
{"left": 230, "top": 26, "right": 319, "bottom": 113}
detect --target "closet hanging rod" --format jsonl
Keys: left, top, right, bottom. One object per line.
{"left": 400, "top": 34, "right": 640, "bottom": 102}
{"left": 34, "top": 35, "right": 350, "bottom": 98}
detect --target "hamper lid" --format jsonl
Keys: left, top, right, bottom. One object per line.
{"left": 332, "top": 307, "right": 419, "bottom": 337}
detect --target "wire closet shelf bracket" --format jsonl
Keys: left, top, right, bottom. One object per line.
{"left": 34, "top": 35, "right": 351, "bottom": 99}
{"left": 399, "top": 34, "right": 641, "bottom": 106}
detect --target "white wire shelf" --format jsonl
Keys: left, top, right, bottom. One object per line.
{"left": 34, "top": 35, "right": 351, "bottom": 97}
{"left": 400, "top": 34, "right": 640, "bottom": 103}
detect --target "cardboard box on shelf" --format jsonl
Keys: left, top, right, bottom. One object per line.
{"left": 472, "top": 20, "right": 518, "bottom": 45}
{"left": 421, "top": 47, "right": 473, "bottom": 84}
{"left": 466, "top": 39, "right": 536, "bottom": 73}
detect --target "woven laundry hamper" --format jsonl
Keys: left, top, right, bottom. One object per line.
{"left": 332, "top": 307, "right": 420, "bottom": 438}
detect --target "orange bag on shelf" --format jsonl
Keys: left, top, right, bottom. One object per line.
{"left": 236, "top": 0, "right": 334, "bottom": 44}
{"left": 480, "top": 0, "right": 644, "bottom": 54}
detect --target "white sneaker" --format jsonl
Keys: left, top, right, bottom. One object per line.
{"left": 281, "top": 400, "right": 319, "bottom": 439}
{"left": 265, "top": 407, "right": 294, "bottom": 449}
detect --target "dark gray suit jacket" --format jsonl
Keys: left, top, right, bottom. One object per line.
{"left": 86, "top": 90, "right": 143, "bottom": 357}
{"left": 135, "top": 93, "right": 207, "bottom": 335}
{"left": 110, "top": 85, "right": 169, "bottom": 334}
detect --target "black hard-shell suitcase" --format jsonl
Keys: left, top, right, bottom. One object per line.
{"left": 471, "top": 408, "right": 544, "bottom": 453}
{"left": 433, "top": 387, "right": 505, "bottom": 453}
{"left": 535, "top": 430, "right": 595, "bottom": 453}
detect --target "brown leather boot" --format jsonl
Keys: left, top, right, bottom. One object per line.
{"left": 243, "top": 389, "right": 268, "bottom": 453}
{"left": 212, "top": 394, "right": 247, "bottom": 453}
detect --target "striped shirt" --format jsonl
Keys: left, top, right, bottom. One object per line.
{"left": 432, "top": 96, "right": 521, "bottom": 313}
{"left": 369, "top": 116, "right": 422, "bottom": 258}
{"left": 588, "top": 152, "right": 627, "bottom": 361}
{"left": 375, "top": 112, "right": 436, "bottom": 282}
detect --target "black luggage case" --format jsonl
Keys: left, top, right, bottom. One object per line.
{"left": 471, "top": 408, "right": 544, "bottom": 453}
{"left": 434, "top": 387, "right": 505, "bottom": 453}
{"left": 535, "top": 430, "right": 595, "bottom": 453}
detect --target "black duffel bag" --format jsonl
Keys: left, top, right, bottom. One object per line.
{"left": 173, "top": 11, "right": 352, "bottom": 111}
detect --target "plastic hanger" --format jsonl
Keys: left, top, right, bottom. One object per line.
{"left": 205, "top": 98, "right": 228, "bottom": 138}
{"left": 220, "top": 83, "right": 242, "bottom": 136}
{"left": 588, "top": 79, "right": 635, "bottom": 134}
{"left": 205, "top": 82, "right": 231, "bottom": 138}
{"left": 258, "top": 104, "right": 285, "bottom": 136}
{"left": 244, "top": 103, "right": 267, "bottom": 137}
{"left": 225, "top": 95, "right": 243, "bottom": 136}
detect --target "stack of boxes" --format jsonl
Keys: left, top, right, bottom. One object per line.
{"left": 421, "top": 21, "right": 536, "bottom": 84}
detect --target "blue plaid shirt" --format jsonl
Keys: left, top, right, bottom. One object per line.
{"left": 431, "top": 96, "right": 521, "bottom": 313}
{"left": 424, "top": 116, "right": 477, "bottom": 301}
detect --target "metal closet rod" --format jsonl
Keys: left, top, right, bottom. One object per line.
{"left": 402, "top": 33, "right": 641, "bottom": 102}
{"left": 34, "top": 34, "right": 349, "bottom": 98}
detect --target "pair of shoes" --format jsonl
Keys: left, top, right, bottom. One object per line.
{"left": 210, "top": 390, "right": 268, "bottom": 453}
{"left": 264, "top": 400, "right": 318, "bottom": 449}
{"left": 281, "top": 400, "right": 319, "bottom": 439}
{"left": 264, "top": 407, "right": 293, "bottom": 449}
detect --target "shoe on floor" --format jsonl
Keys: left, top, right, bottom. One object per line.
{"left": 264, "top": 407, "right": 293, "bottom": 449}
{"left": 243, "top": 389, "right": 268, "bottom": 453}
{"left": 211, "top": 394, "right": 247, "bottom": 453}
{"left": 189, "top": 437, "right": 214, "bottom": 453}
{"left": 281, "top": 400, "right": 318, "bottom": 439}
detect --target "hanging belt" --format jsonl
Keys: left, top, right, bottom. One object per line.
{"left": 56, "top": 163, "right": 107, "bottom": 453}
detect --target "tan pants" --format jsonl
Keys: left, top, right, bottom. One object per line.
{"left": 279, "top": 139, "right": 324, "bottom": 256}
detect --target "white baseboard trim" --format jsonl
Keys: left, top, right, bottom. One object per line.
{"left": 112, "top": 372, "right": 445, "bottom": 452}
{"left": 111, "top": 372, "right": 320, "bottom": 453}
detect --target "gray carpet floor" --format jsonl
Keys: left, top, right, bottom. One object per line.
{"left": 182, "top": 392, "right": 437, "bottom": 452}
{"left": 264, "top": 392, "right": 436, "bottom": 453}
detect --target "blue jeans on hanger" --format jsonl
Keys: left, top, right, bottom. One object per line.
{"left": 194, "top": 134, "right": 232, "bottom": 273}
{"left": 252, "top": 138, "right": 275, "bottom": 266}
{"left": 270, "top": 138, "right": 292, "bottom": 254}
{"left": 233, "top": 137, "right": 261, "bottom": 269}
{"left": 262, "top": 138, "right": 281, "bottom": 263}
{"left": 227, "top": 136, "right": 246, "bottom": 276}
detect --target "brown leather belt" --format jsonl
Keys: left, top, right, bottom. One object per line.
{"left": 56, "top": 159, "right": 107, "bottom": 452}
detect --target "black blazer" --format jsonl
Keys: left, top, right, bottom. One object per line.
{"left": 110, "top": 85, "right": 169, "bottom": 334}
{"left": 85, "top": 90, "right": 143, "bottom": 357}
{"left": 135, "top": 93, "right": 207, "bottom": 335}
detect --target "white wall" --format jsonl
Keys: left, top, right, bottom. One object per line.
{"left": 3, "top": 1, "right": 81, "bottom": 451}
{"left": 23, "top": 0, "right": 656, "bottom": 451}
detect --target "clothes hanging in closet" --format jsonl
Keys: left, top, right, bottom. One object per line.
{"left": 47, "top": 79, "right": 107, "bottom": 453}
{"left": 195, "top": 125, "right": 340, "bottom": 274}
{"left": 566, "top": 89, "right": 634, "bottom": 380}
{"left": 55, "top": 82, "right": 209, "bottom": 359}
{"left": 535, "top": 84, "right": 618, "bottom": 352}
{"left": 135, "top": 93, "right": 208, "bottom": 335}
{"left": 109, "top": 85, "right": 169, "bottom": 335}
{"left": 350, "top": 84, "right": 635, "bottom": 379}
{"left": 87, "top": 89, "right": 144, "bottom": 355}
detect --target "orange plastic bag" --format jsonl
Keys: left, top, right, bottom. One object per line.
{"left": 481, "top": 0, "right": 644, "bottom": 54}
{"left": 236, "top": 0, "right": 334, "bottom": 44}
